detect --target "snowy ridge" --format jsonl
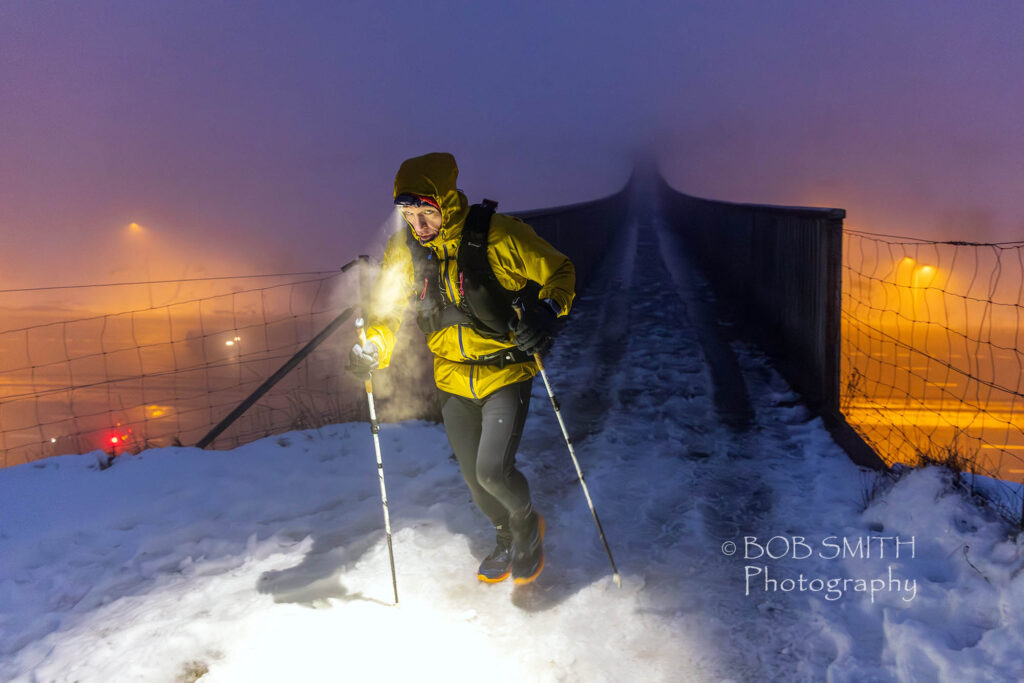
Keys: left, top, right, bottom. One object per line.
{"left": 3, "top": 212, "right": 1024, "bottom": 681}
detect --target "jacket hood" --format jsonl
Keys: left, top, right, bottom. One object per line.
{"left": 394, "top": 152, "right": 468, "bottom": 244}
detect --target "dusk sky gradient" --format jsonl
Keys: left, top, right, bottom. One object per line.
{"left": 2, "top": 1, "right": 1022, "bottom": 289}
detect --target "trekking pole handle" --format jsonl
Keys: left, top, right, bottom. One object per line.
{"left": 512, "top": 304, "right": 546, "bottom": 372}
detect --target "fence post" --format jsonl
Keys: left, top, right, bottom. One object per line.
{"left": 825, "top": 210, "right": 845, "bottom": 415}
{"left": 195, "top": 307, "right": 354, "bottom": 449}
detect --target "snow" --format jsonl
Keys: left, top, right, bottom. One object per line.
{"left": 3, "top": 215, "right": 1024, "bottom": 682}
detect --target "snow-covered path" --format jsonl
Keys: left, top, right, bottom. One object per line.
{"left": 4, "top": 210, "right": 1024, "bottom": 682}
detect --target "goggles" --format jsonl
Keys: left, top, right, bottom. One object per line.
{"left": 394, "top": 193, "right": 440, "bottom": 210}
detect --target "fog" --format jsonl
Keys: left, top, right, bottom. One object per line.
{"left": 2, "top": 1, "right": 1022, "bottom": 292}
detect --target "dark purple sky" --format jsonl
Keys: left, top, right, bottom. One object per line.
{"left": 2, "top": 1, "right": 1022, "bottom": 288}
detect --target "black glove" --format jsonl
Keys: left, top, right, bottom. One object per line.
{"left": 510, "top": 298, "right": 564, "bottom": 356}
{"left": 347, "top": 341, "right": 379, "bottom": 381}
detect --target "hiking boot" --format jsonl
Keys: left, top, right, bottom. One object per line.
{"left": 477, "top": 524, "right": 514, "bottom": 583}
{"left": 510, "top": 509, "right": 546, "bottom": 585}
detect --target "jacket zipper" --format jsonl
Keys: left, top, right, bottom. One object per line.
{"left": 442, "top": 245, "right": 456, "bottom": 302}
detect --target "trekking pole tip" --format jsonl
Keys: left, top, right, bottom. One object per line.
{"left": 613, "top": 573, "right": 622, "bottom": 588}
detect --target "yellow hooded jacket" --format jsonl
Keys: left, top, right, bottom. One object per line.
{"left": 364, "top": 153, "right": 575, "bottom": 399}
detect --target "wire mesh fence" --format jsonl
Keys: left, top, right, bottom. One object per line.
{"left": 842, "top": 230, "right": 1024, "bottom": 518}
{"left": 0, "top": 271, "right": 376, "bottom": 467}
{"left": 0, "top": 187, "right": 631, "bottom": 470}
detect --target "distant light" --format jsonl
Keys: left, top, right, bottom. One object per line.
{"left": 50, "top": 437, "right": 57, "bottom": 443}
{"left": 912, "top": 265, "right": 937, "bottom": 288}
{"left": 110, "top": 437, "right": 119, "bottom": 445}
{"left": 146, "top": 404, "right": 171, "bottom": 419}
{"left": 225, "top": 340, "right": 235, "bottom": 347}
{"left": 129, "top": 222, "right": 144, "bottom": 233}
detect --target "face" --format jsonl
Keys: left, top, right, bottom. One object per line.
{"left": 400, "top": 204, "right": 443, "bottom": 241}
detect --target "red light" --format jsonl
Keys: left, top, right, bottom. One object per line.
{"left": 110, "top": 437, "right": 119, "bottom": 444}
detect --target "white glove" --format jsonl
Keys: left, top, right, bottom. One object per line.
{"left": 348, "top": 341, "right": 379, "bottom": 380}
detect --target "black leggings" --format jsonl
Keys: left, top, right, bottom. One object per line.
{"left": 439, "top": 378, "right": 533, "bottom": 527}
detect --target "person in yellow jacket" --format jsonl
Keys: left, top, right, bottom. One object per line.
{"left": 348, "top": 153, "right": 574, "bottom": 585}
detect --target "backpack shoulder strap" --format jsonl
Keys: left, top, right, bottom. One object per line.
{"left": 457, "top": 200, "right": 519, "bottom": 338}
{"left": 403, "top": 226, "right": 476, "bottom": 334}
{"left": 460, "top": 199, "right": 498, "bottom": 257}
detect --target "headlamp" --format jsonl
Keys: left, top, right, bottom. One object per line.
{"left": 394, "top": 193, "right": 439, "bottom": 209}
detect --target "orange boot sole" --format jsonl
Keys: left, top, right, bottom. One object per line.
{"left": 513, "top": 515, "right": 546, "bottom": 585}
{"left": 477, "top": 569, "right": 511, "bottom": 583}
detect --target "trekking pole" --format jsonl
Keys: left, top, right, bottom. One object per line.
{"left": 518, "top": 310, "right": 622, "bottom": 588}
{"left": 355, "top": 317, "right": 400, "bottom": 606}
